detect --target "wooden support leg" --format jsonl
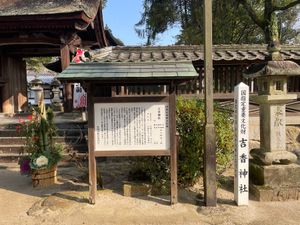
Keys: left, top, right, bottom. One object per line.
{"left": 89, "top": 153, "right": 97, "bottom": 204}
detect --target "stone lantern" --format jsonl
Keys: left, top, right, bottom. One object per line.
{"left": 244, "top": 59, "right": 300, "bottom": 201}
{"left": 50, "top": 78, "right": 63, "bottom": 112}
{"left": 30, "top": 78, "right": 43, "bottom": 106}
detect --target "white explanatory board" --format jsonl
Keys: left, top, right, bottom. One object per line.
{"left": 94, "top": 102, "right": 170, "bottom": 151}
{"left": 234, "top": 82, "right": 249, "bottom": 206}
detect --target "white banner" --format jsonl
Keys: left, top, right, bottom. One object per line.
{"left": 94, "top": 102, "right": 170, "bottom": 151}
{"left": 234, "top": 82, "right": 249, "bottom": 206}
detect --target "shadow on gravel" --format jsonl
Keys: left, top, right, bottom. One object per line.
{"left": 0, "top": 163, "right": 88, "bottom": 200}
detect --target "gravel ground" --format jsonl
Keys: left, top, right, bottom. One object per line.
{"left": 0, "top": 162, "right": 300, "bottom": 225}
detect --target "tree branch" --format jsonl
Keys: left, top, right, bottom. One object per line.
{"left": 238, "top": 0, "right": 264, "bottom": 29}
{"left": 273, "top": 0, "right": 300, "bottom": 11}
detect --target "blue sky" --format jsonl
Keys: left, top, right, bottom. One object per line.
{"left": 103, "top": 0, "right": 180, "bottom": 46}
{"left": 103, "top": 1, "right": 300, "bottom": 45}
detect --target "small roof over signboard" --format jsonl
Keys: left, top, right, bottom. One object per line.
{"left": 57, "top": 61, "right": 198, "bottom": 84}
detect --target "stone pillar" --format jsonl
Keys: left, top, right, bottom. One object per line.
{"left": 252, "top": 95, "right": 297, "bottom": 165}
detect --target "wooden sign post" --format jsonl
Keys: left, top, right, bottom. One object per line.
{"left": 234, "top": 82, "right": 249, "bottom": 206}
{"left": 88, "top": 86, "right": 177, "bottom": 205}
{"left": 57, "top": 61, "right": 198, "bottom": 205}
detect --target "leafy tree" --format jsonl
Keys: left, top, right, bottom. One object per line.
{"left": 136, "top": 0, "right": 300, "bottom": 45}
{"left": 25, "top": 57, "right": 54, "bottom": 73}
{"left": 239, "top": 0, "right": 300, "bottom": 43}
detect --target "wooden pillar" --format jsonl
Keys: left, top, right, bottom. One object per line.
{"left": 2, "top": 78, "right": 14, "bottom": 114}
{"left": 169, "top": 82, "right": 178, "bottom": 204}
{"left": 16, "top": 59, "right": 27, "bottom": 112}
{"left": 204, "top": 0, "right": 217, "bottom": 207}
{"left": 60, "top": 44, "right": 72, "bottom": 112}
{"left": 2, "top": 56, "right": 13, "bottom": 114}
{"left": 1, "top": 56, "right": 27, "bottom": 114}
{"left": 87, "top": 83, "right": 97, "bottom": 204}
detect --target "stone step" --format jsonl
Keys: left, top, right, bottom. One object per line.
{"left": 0, "top": 152, "right": 89, "bottom": 163}
{"left": 0, "top": 145, "right": 23, "bottom": 154}
{"left": 0, "top": 128, "right": 87, "bottom": 137}
{"left": 0, "top": 153, "right": 21, "bottom": 163}
{"left": 0, "top": 143, "right": 88, "bottom": 155}
{"left": 0, "top": 136, "right": 87, "bottom": 145}
{"left": 0, "top": 121, "right": 87, "bottom": 130}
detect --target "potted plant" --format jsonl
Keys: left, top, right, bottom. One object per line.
{"left": 18, "top": 102, "right": 63, "bottom": 187}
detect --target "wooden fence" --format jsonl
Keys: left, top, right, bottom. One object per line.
{"left": 112, "top": 65, "right": 300, "bottom": 99}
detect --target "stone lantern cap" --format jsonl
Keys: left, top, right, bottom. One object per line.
{"left": 30, "top": 78, "right": 43, "bottom": 85}
{"left": 244, "top": 60, "right": 300, "bottom": 79}
{"left": 50, "top": 78, "right": 61, "bottom": 87}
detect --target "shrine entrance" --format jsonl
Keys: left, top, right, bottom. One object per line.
{"left": 0, "top": 0, "right": 116, "bottom": 114}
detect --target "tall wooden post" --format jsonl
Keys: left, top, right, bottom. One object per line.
{"left": 60, "top": 44, "right": 72, "bottom": 112}
{"left": 203, "top": 0, "right": 217, "bottom": 207}
{"left": 87, "top": 83, "right": 97, "bottom": 204}
{"left": 169, "top": 82, "right": 178, "bottom": 204}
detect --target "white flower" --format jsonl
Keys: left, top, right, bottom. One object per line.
{"left": 35, "top": 155, "right": 49, "bottom": 167}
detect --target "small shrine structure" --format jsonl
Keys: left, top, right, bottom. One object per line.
{"left": 57, "top": 61, "right": 198, "bottom": 204}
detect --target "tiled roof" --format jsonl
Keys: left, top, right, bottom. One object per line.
{"left": 0, "top": 0, "right": 101, "bottom": 18}
{"left": 92, "top": 45, "right": 300, "bottom": 63}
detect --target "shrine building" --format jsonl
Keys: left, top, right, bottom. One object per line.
{"left": 0, "top": 0, "right": 116, "bottom": 114}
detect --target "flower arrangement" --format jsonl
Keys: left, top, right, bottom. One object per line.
{"left": 18, "top": 103, "right": 63, "bottom": 174}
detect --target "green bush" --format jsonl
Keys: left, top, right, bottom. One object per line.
{"left": 129, "top": 97, "right": 234, "bottom": 188}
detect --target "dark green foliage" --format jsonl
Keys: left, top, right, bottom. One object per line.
{"left": 136, "top": 0, "right": 300, "bottom": 45}
{"left": 25, "top": 57, "right": 53, "bottom": 73}
{"left": 176, "top": 97, "right": 234, "bottom": 185}
{"left": 176, "top": 98, "right": 205, "bottom": 185}
{"left": 129, "top": 98, "right": 234, "bottom": 188}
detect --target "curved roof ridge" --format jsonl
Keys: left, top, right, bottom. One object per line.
{"left": 92, "top": 44, "right": 300, "bottom": 63}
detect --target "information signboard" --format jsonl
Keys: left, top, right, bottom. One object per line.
{"left": 94, "top": 102, "right": 170, "bottom": 151}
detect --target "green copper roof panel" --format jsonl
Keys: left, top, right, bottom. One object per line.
{"left": 57, "top": 62, "right": 198, "bottom": 81}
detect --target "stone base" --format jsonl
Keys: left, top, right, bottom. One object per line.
{"left": 250, "top": 162, "right": 300, "bottom": 187}
{"left": 123, "top": 182, "right": 151, "bottom": 197}
{"left": 250, "top": 149, "right": 297, "bottom": 165}
{"left": 250, "top": 183, "right": 300, "bottom": 201}
{"left": 250, "top": 162, "right": 300, "bottom": 201}
{"left": 52, "top": 103, "right": 64, "bottom": 112}
{"left": 123, "top": 181, "right": 170, "bottom": 197}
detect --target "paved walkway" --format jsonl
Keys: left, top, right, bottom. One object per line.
{"left": 1, "top": 162, "right": 300, "bottom": 225}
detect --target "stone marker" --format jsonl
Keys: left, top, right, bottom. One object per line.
{"left": 234, "top": 82, "right": 249, "bottom": 206}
